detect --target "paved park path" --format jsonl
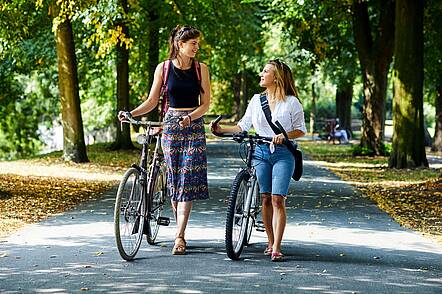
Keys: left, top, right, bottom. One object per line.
{"left": 1, "top": 141, "right": 441, "bottom": 293}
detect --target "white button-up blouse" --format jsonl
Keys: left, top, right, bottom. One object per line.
{"left": 237, "top": 94, "right": 307, "bottom": 140}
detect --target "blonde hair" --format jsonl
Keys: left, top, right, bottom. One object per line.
{"left": 267, "top": 59, "right": 299, "bottom": 102}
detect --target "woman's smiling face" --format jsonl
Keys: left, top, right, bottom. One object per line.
{"left": 179, "top": 38, "right": 200, "bottom": 58}
{"left": 259, "top": 63, "right": 276, "bottom": 88}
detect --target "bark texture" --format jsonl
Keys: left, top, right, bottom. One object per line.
{"left": 389, "top": 0, "right": 428, "bottom": 168}
{"left": 55, "top": 19, "right": 89, "bottom": 163}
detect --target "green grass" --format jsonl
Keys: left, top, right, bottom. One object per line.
{"left": 299, "top": 140, "right": 441, "bottom": 183}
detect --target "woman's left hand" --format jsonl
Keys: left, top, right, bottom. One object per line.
{"left": 179, "top": 115, "right": 191, "bottom": 127}
{"left": 272, "top": 133, "right": 285, "bottom": 145}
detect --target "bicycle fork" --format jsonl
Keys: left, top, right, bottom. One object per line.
{"left": 246, "top": 175, "right": 265, "bottom": 232}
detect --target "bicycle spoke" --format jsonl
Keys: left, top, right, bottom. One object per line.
{"left": 114, "top": 168, "right": 145, "bottom": 261}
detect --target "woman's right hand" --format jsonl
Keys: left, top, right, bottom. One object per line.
{"left": 210, "top": 120, "right": 222, "bottom": 133}
{"left": 118, "top": 111, "right": 132, "bottom": 121}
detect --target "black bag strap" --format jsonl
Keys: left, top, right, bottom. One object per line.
{"left": 259, "top": 93, "right": 282, "bottom": 135}
{"left": 259, "top": 93, "right": 299, "bottom": 155}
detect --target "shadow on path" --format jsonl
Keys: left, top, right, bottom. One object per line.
{"left": 0, "top": 140, "right": 441, "bottom": 293}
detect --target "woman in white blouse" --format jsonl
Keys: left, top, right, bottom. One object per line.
{"left": 211, "top": 60, "right": 306, "bottom": 261}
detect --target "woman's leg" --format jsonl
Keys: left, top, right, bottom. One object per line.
{"left": 271, "top": 195, "right": 286, "bottom": 253}
{"left": 261, "top": 193, "right": 273, "bottom": 249}
{"left": 269, "top": 146, "right": 293, "bottom": 255}
{"left": 172, "top": 200, "right": 192, "bottom": 255}
{"left": 175, "top": 201, "right": 193, "bottom": 239}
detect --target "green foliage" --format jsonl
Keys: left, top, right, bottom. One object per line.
{"left": 352, "top": 142, "right": 391, "bottom": 157}
{"left": 424, "top": 0, "right": 442, "bottom": 103}
{"left": 0, "top": 3, "right": 58, "bottom": 159}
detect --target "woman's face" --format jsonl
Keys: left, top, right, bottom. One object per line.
{"left": 259, "top": 63, "right": 276, "bottom": 88}
{"left": 179, "top": 38, "right": 200, "bottom": 58}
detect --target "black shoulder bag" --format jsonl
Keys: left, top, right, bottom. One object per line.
{"left": 259, "top": 94, "right": 303, "bottom": 181}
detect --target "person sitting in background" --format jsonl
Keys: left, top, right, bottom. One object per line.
{"left": 325, "top": 118, "right": 349, "bottom": 144}
{"left": 333, "top": 118, "right": 349, "bottom": 144}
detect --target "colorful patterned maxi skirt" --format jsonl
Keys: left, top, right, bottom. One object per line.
{"left": 161, "top": 109, "right": 209, "bottom": 202}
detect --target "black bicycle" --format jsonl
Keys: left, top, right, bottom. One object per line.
{"left": 211, "top": 116, "right": 296, "bottom": 260}
{"left": 114, "top": 114, "right": 170, "bottom": 261}
{"left": 211, "top": 117, "right": 271, "bottom": 260}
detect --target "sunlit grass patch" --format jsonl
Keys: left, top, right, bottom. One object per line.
{"left": 300, "top": 140, "right": 442, "bottom": 242}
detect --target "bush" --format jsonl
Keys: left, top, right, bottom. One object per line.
{"left": 352, "top": 142, "right": 391, "bottom": 157}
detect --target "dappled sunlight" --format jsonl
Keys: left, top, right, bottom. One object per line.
{"left": 1, "top": 140, "right": 441, "bottom": 293}
{"left": 0, "top": 161, "right": 122, "bottom": 181}
{"left": 314, "top": 160, "right": 388, "bottom": 169}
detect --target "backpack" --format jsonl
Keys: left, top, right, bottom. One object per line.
{"left": 159, "top": 59, "right": 202, "bottom": 120}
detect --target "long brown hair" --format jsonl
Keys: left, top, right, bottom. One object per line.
{"left": 267, "top": 59, "right": 300, "bottom": 102}
{"left": 168, "top": 25, "right": 201, "bottom": 66}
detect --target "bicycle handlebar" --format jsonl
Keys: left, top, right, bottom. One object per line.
{"left": 210, "top": 115, "right": 296, "bottom": 148}
{"left": 119, "top": 112, "right": 163, "bottom": 127}
{"left": 210, "top": 115, "right": 272, "bottom": 143}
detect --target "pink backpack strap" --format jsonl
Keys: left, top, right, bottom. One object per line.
{"left": 159, "top": 60, "right": 171, "bottom": 119}
{"left": 162, "top": 60, "right": 171, "bottom": 87}
{"left": 194, "top": 60, "right": 203, "bottom": 93}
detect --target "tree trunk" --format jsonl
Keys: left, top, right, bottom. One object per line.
{"left": 389, "top": 0, "right": 428, "bottom": 168}
{"left": 336, "top": 81, "right": 353, "bottom": 132}
{"left": 114, "top": 0, "right": 134, "bottom": 150}
{"left": 55, "top": 18, "right": 89, "bottom": 163}
{"left": 352, "top": 0, "right": 395, "bottom": 155}
{"left": 240, "top": 71, "right": 248, "bottom": 118}
{"left": 146, "top": 4, "right": 160, "bottom": 122}
{"left": 431, "top": 85, "right": 442, "bottom": 151}
{"left": 310, "top": 83, "right": 317, "bottom": 135}
{"left": 232, "top": 73, "right": 241, "bottom": 120}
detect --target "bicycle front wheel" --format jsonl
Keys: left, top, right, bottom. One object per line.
{"left": 244, "top": 183, "right": 258, "bottom": 246}
{"left": 114, "top": 168, "right": 145, "bottom": 261}
{"left": 225, "top": 170, "right": 251, "bottom": 260}
{"left": 146, "top": 163, "right": 167, "bottom": 245}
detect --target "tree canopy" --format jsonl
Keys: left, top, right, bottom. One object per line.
{"left": 0, "top": 0, "right": 440, "bottom": 168}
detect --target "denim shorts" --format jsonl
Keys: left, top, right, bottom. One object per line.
{"left": 253, "top": 143, "right": 295, "bottom": 196}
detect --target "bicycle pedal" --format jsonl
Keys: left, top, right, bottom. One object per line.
{"left": 256, "top": 220, "right": 265, "bottom": 232}
{"left": 157, "top": 217, "right": 170, "bottom": 226}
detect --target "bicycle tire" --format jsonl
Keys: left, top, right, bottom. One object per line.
{"left": 225, "top": 169, "right": 251, "bottom": 260}
{"left": 243, "top": 184, "right": 258, "bottom": 246}
{"left": 114, "top": 168, "right": 145, "bottom": 261}
{"left": 146, "top": 162, "right": 167, "bottom": 245}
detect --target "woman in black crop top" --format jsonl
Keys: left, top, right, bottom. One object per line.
{"left": 118, "top": 25, "right": 211, "bottom": 255}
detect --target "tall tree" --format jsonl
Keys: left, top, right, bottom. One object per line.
{"left": 389, "top": 0, "right": 428, "bottom": 168}
{"left": 54, "top": 6, "right": 89, "bottom": 162}
{"left": 252, "top": 0, "right": 358, "bottom": 134}
{"left": 352, "top": 0, "right": 395, "bottom": 155}
{"left": 114, "top": 0, "right": 134, "bottom": 149}
{"left": 424, "top": 0, "right": 442, "bottom": 151}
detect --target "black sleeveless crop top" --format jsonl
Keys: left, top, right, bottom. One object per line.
{"left": 167, "top": 63, "right": 200, "bottom": 108}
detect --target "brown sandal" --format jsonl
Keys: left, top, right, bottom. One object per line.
{"left": 172, "top": 237, "right": 186, "bottom": 255}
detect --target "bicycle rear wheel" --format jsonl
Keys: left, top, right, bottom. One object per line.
{"left": 114, "top": 168, "right": 145, "bottom": 261}
{"left": 146, "top": 163, "right": 167, "bottom": 245}
{"left": 225, "top": 170, "right": 251, "bottom": 260}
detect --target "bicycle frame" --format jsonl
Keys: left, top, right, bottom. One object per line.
{"left": 241, "top": 137, "right": 259, "bottom": 225}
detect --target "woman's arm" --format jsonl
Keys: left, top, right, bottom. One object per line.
{"left": 210, "top": 123, "right": 243, "bottom": 134}
{"left": 129, "top": 63, "right": 163, "bottom": 117}
{"left": 188, "top": 63, "right": 211, "bottom": 121}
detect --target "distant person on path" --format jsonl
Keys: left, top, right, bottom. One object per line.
{"left": 211, "top": 59, "right": 306, "bottom": 261}
{"left": 118, "top": 25, "right": 211, "bottom": 255}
